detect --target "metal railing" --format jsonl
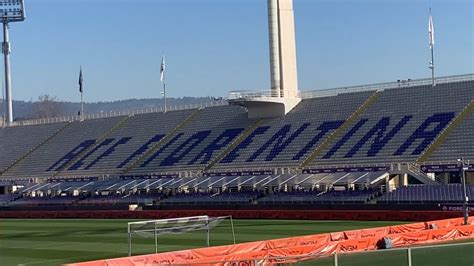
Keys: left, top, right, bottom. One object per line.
{"left": 407, "top": 162, "right": 439, "bottom": 184}
{"left": 124, "top": 241, "right": 474, "bottom": 265}
{"left": 1, "top": 101, "right": 227, "bottom": 127}
{"left": 229, "top": 73, "right": 474, "bottom": 100}
{"left": 275, "top": 241, "right": 474, "bottom": 266}
{"left": 420, "top": 159, "right": 472, "bottom": 166}
{"left": 229, "top": 90, "right": 279, "bottom": 99}
{"left": 2, "top": 73, "right": 472, "bottom": 128}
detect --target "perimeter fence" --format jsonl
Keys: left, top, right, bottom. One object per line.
{"left": 170, "top": 241, "right": 473, "bottom": 266}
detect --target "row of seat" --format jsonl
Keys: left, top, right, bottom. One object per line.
{"left": 309, "top": 81, "right": 474, "bottom": 166}
{"left": 379, "top": 184, "right": 474, "bottom": 203}
{"left": 15, "top": 172, "right": 388, "bottom": 195}
{"left": 0, "top": 79, "right": 472, "bottom": 178}
{"left": 4, "top": 183, "right": 471, "bottom": 206}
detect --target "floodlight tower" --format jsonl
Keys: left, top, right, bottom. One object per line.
{"left": 0, "top": 0, "right": 25, "bottom": 125}
{"left": 268, "top": 0, "right": 299, "bottom": 98}
{"left": 229, "top": 0, "right": 300, "bottom": 119}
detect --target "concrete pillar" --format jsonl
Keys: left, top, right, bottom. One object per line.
{"left": 267, "top": 0, "right": 281, "bottom": 97}
{"left": 386, "top": 175, "right": 393, "bottom": 192}
{"left": 267, "top": 0, "right": 299, "bottom": 98}
{"left": 277, "top": 0, "right": 299, "bottom": 98}
{"left": 402, "top": 174, "right": 409, "bottom": 186}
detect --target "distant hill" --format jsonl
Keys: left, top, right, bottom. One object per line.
{"left": 0, "top": 97, "right": 226, "bottom": 121}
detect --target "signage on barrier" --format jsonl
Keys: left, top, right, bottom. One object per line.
{"left": 302, "top": 166, "right": 390, "bottom": 174}
{"left": 421, "top": 164, "right": 474, "bottom": 173}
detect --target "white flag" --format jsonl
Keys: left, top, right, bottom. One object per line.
{"left": 428, "top": 12, "right": 434, "bottom": 48}
{"left": 160, "top": 54, "right": 166, "bottom": 83}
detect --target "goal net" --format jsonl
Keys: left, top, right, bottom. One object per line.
{"left": 127, "top": 215, "right": 235, "bottom": 256}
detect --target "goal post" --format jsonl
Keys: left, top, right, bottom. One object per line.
{"left": 127, "top": 215, "right": 236, "bottom": 256}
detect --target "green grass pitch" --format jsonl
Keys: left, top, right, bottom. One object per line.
{"left": 0, "top": 219, "right": 472, "bottom": 266}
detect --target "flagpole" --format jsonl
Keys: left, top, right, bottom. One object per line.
{"left": 428, "top": 8, "right": 435, "bottom": 87}
{"left": 160, "top": 53, "right": 167, "bottom": 113}
{"left": 430, "top": 44, "right": 435, "bottom": 86}
{"left": 79, "top": 66, "right": 84, "bottom": 120}
{"left": 81, "top": 90, "right": 84, "bottom": 120}
{"left": 1, "top": 80, "right": 5, "bottom": 127}
{"left": 163, "top": 70, "right": 167, "bottom": 113}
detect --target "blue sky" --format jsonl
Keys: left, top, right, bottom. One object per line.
{"left": 6, "top": 0, "right": 474, "bottom": 102}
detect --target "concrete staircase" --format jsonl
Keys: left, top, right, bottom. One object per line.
{"left": 300, "top": 90, "right": 381, "bottom": 168}
{"left": 121, "top": 109, "right": 202, "bottom": 174}
{"left": 0, "top": 122, "right": 73, "bottom": 176}
{"left": 53, "top": 115, "right": 132, "bottom": 176}
{"left": 203, "top": 119, "right": 264, "bottom": 172}
{"left": 416, "top": 100, "right": 474, "bottom": 164}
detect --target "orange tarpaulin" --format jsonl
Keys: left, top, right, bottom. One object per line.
{"left": 67, "top": 217, "right": 474, "bottom": 266}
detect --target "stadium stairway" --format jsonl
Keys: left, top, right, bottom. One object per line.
{"left": 0, "top": 122, "right": 72, "bottom": 177}
{"left": 406, "top": 162, "right": 439, "bottom": 184}
{"left": 302, "top": 79, "right": 474, "bottom": 168}
{"left": 416, "top": 100, "right": 474, "bottom": 164}
{"left": 300, "top": 90, "right": 381, "bottom": 168}
{"left": 52, "top": 115, "right": 132, "bottom": 176}
{"left": 202, "top": 119, "right": 264, "bottom": 172}
{"left": 121, "top": 108, "right": 202, "bottom": 174}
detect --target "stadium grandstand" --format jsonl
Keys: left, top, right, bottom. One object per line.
{"left": 0, "top": 74, "right": 472, "bottom": 210}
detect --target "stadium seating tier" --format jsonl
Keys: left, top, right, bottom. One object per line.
{"left": 0, "top": 78, "right": 472, "bottom": 180}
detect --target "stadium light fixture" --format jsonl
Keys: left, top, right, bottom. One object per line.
{"left": 0, "top": 0, "right": 25, "bottom": 22}
{"left": 457, "top": 158, "right": 469, "bottom": 225}
{"left": 0, "top": 0, "right": 25, "bottom": 125}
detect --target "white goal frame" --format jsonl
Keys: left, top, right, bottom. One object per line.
{"left": 127, "top": 215, "right": 235, "bottom": 256}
